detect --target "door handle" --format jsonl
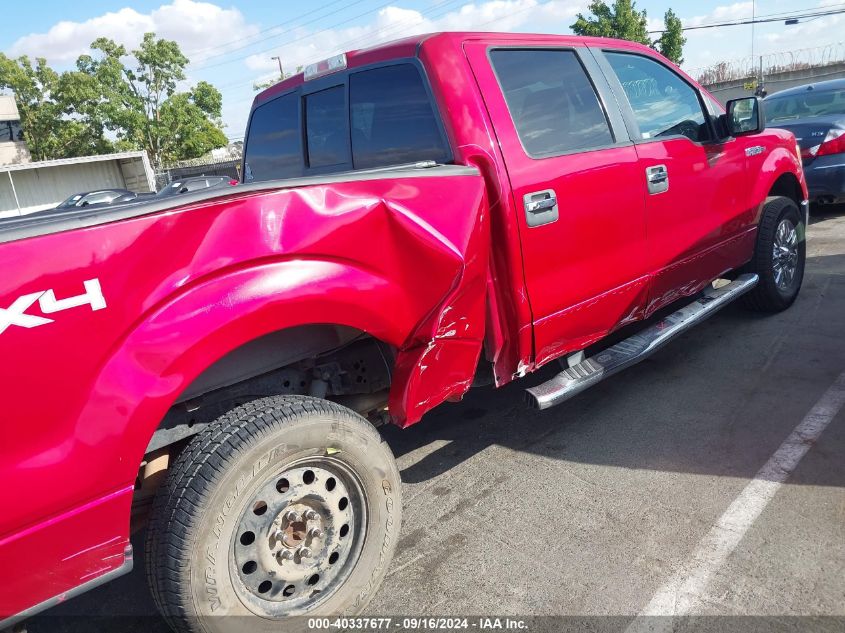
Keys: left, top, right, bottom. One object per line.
{"left": 646, "top": 165, "right": 669, "bottom": 194}
{"left": 525, "top": 195, "right": 557, "bottom": 213}
{"left": 523, "top": 189, "right": 558, "bottom": 227}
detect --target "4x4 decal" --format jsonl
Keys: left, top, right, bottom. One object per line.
{"left": 0, "top": 279, "right": 106, "bottom": 335}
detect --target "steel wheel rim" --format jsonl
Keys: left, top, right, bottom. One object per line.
{"left": 772, "top": 218, "right": 799, "bottom": 291}
{"left": 230, "top": 456, "right": 367, "bottom": 616}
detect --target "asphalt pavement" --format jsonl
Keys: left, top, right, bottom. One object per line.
{"left": 30, "top": 208, "right": 845, "bottom": 632}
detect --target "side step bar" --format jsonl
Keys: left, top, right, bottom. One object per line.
{"left": 525, "top": 273, "right": 759, "bottom": 410}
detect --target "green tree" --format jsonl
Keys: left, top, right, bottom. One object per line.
{"left": 571, "top": 0, "right": 650, "bottom": 46}
{"left": 655, "top": 9, "right": 686, "bottom": 65}
{"left": 1, "top": 33, "right": 227, "bottom": 165}
{"left": 0, "top": 54, "right": 113, "bottom": 161}
{"left": 78, "top": 33, "right": 227, "bottom": 167}
{"left": 571, "top": 1, "right": 687, "bottom": 66}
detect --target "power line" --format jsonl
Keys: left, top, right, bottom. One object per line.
{"left": 214, "top": 0, "right": 466, "bottom": 93}
{"left": 185, "top": 0, "right": 353, "bottom": 58}
{"left": 197, "top": 0, "right": 399, "bottom": 72}
{"left": 649, "top": 6, "right": 845, "bottom": 34}
{"left": 188, "top": 0, "right": 370, "bottom": 67}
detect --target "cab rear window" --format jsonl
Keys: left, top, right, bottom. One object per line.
{"left": 306, "top": 86, "right": 347, "bottom": 168}
{"left": 243, "top": 62, "right": 450, "bottom": 182}
{"left": 349, "top": 64, "right": 449, "bottom": 169}
{"left": 242, "top": 94, "right": 301, "bottom": 182}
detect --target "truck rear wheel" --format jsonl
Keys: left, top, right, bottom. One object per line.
{"left": 145, "top": 395, "right": 401, "bottom": 633}
{"left": 742, "top": 196, "right": 806, "bottom": 312}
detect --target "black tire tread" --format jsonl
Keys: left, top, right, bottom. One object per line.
{"left": 145, "top": 395, "right": 393, "bottom": 633}
{"left": 741, "top": 196, "right": 804, "bottom": 312}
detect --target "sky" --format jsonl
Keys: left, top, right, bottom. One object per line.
{"left": 3, "top": 0, "right": 845, "bottom": 141}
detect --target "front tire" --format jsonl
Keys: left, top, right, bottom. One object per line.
{"left": 145, "top": 396, "right": 401, "bottom": 633}
{"left": 742, "top": 196, "right": 806, "bottom": 312}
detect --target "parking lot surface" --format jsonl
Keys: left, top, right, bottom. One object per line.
{"left": 32, "top": 210, "right": 845, "bottom": 631}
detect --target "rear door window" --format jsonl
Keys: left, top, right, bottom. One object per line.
{"left": 489, "top": 49, "right": 614, "bottom": 157}
{"left": 305, "top": 86, "right": 347, "bottom": 168}
{"left": 349, "top": 64, "right": 449, "bottom": 168}
{"left": 243, "top": 94, "right": 301, "bottom": 181}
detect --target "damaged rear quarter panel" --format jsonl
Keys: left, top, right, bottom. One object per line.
{"left": 0, "top": 167, "right": 488, "bottom": 617}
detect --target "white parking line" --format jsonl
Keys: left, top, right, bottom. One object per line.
{"left": 627, "top": 370, "right": 845, "bottom": 632}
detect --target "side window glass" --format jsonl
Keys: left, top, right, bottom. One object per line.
{"left": 305, "top": 85, "right": 347, "bottom": 168}
{"left": 184, "top": 179, "right": 208, "bottom": 192}
{"left": 349, "top": 64, "right": 449, "bottom": 169}
{"left": 243, "top": 93, "right": 301, "bottom": 182}
{"left": 83, "top": 191, "right": 119, "bottom": 205}
{"left": 490, "top": 49, "right": 614, "bottom": 157}
{"left": 605, "top": 52, "right": 710, "bottom": 143}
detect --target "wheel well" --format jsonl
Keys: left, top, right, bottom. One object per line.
{"left": 768, "top": 172, "right": 802, "bottom": 205}
{"left": 147, "top": 324, "right": 395, "bottom": 454}
{"left": 132, "top": 325, "right": 395, "bottom": 530}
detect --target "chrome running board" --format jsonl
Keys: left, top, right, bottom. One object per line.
{"left": 525, "top": 274, "right": 759, "bottom": 410}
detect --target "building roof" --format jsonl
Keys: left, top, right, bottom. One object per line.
{"left": 0, "top": 95, "right": 20, "bottom": 122}
{"left": 0, "top": 150, "right": 148, "bottom": 173}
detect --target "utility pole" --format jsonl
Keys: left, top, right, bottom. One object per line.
{"left": 271, "top": 56, "right": 284, "bottom": 79}
{"left": 750, "top": 0, "right": 767, "bottom": 97}
{"left": 751, "top": 0, "right": 757, "bottom": 89}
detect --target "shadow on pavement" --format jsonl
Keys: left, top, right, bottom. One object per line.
{"left": 385, "top": 253, "right": 845, "bottom": 488}
{"left": 29, "top": 249, "right": 845, "bottom": 631}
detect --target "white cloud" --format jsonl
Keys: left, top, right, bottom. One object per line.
{"left": 759, "top": 13, "right": 845, "bottom": 54}
{"left": 679, "top": 0, "right": 845, "bottom": 73}
{"left": 240, "top": 0, "right": 583, "bottom": 79}
{"left": 7, "top": 0, "right": 259, "bottom": 65}
{"left": 218, "top": 0, "right": 584, "bottom": 136}
{"left": 13, "top": 0, "right": 845, "bottom": 139}
{"left": 684, "top": 2, "right": 753, "bottom": 29}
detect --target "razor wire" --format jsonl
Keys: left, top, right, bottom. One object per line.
{"left": 689, "top": 42, "right": 845, "bottom": 85}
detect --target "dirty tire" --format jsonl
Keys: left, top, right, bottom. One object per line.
{"left": 145, "top": 396, "right": 401, "bottom": 633}
{"left": 742, "top": 196, "right": 806, "bottom": 312}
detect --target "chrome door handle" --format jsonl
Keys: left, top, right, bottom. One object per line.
{"left": 525, "top": 196, "right": 557, "bottom": 212}
{"left": 523, "top": 189, "right": 558, "bottom": 227}
{"left": 646, "top": 164, "right": 669, "bottom": 194}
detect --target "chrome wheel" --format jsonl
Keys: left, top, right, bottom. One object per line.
{"left": 230, "top": 458, "right": 366, "bottom": 616}
{"left": 772, "top": 218, "right": 799, "bottom": 291}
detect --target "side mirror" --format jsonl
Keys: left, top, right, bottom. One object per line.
{"left": 725, "top": 96, "right": 766, "bottom": 136}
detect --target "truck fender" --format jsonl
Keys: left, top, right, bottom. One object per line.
{"left": 78, "top": 258, "right": 431, "bottom": 485}
{"left": 750, "top": 144, "right": 807, "bottom": 222}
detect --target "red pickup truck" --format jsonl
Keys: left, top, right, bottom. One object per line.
{"left": 0, "top": 32, "right": 807, "bottom": 631}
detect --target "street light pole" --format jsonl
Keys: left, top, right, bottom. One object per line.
{"left": 270, "top": 56, "right": 284, "bottom": 79}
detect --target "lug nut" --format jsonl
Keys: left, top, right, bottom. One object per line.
{"left": 284, "top": 510, "right": 299, "bottom": 522}
{"left": 277, "top": 550, "right": 293, "bottom": 561}
{"left": 273, "top": 529, "right": 284, "bottom": 541}
{"left": 298, "top": 547, "right": 311, "bottom": 559}
{"left": 304, "top": 509, "right": 319, "bottom": 521}
{"left": 308, "top": 527, "right": 323, "bottom": 539}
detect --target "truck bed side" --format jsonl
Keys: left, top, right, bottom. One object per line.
{"left": 0, "top": 164, "right": 487, "bottom": 617}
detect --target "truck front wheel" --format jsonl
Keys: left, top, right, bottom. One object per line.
{"left": 145, "top": 396, "right": 401, "bottom": 633}
{"left": 742, "top": 196, "right": 806, "bottom": 312}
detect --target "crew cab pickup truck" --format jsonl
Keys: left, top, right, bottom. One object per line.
{"left": 0, "top": 32, "right": 807, "bottom": 632}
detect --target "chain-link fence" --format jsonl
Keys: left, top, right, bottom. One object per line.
{"left": 154, "top": 158, "right": 241, "bottom": 191}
